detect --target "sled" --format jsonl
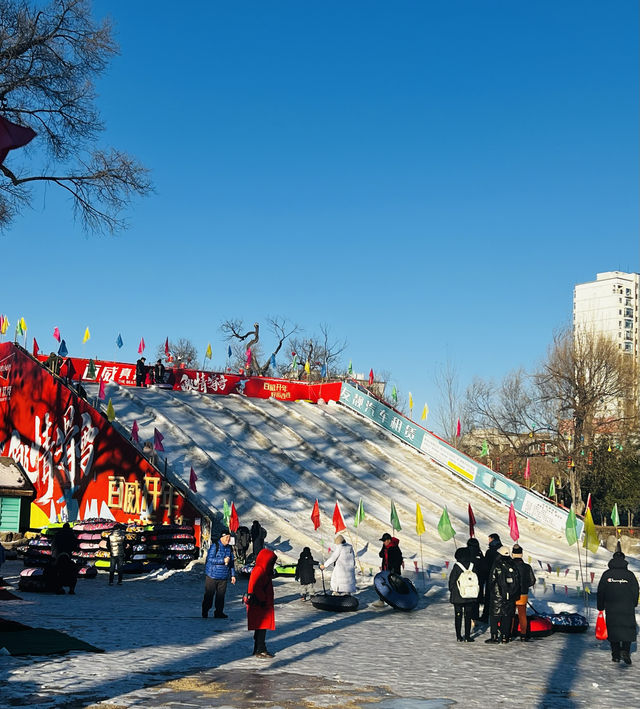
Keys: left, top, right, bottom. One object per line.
{"left": 374, "top": 571, "right": 419, "bottom": 611}
{"left": 516, "top": 614, "right": 554, "bottom": 637}
{"left": 310, "top": 592, "right": 359, "bottom": 612}
{"left": 274, "top": 563, "right": 297, "bottom": 577}
{"left": 528, "top": 603, "right": 588, "bottom": 633}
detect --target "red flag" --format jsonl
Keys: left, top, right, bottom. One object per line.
{"left": 456, "top": 419, "right": 461, "bottom": 437}
{"left": 164, "top": 337, "right": 170, "bottom": 357}
{"left": 508, "top": 502, "right": 519, "bottom": 541}
{"left": 189, "top": 467, "right": 198, "bottom": 493}
{"left": 0, "top": 115, "right": 36, "bottom": 165}
{"left": 368, "top": 368, "right": 374, "bottom": 385}
{"left": 65, "top": 359, "right": 75, "bottom": 380}
{"left": 131, "top": 419, "right": 139, "bottom": 443}
{"left": 524, "top": 458, "right": 530, "bottom": 480}
{"left": 32, "top": 337, "right": 39, "bottom": 357}
{"left": 585, "top": 492, "right": 592, "bottom": 510}
{"left": 138, "top": 337, "right": 145, "bottom": 354}
{"left": 468, "top": 503, "right": 476, "bottom": 538}
{"left": 153, "top": 428, "right": 164, "bottom": 452}
{"left": 311, "top": 499, "right": 321, "bottom": 530}
{"left": 53, "top": 327, "right": 61, "bottom": 343}
{"left": 332, "top": 501, "right": 346, "bottom": 533}
{"left": 98, "top": 378, "right": 106, "bottom": 400}
{"left": 229, "top": 502, "right": 239, "bottom": 533}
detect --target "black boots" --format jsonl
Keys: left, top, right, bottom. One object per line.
{"left": 621, "top": 651, "right": 632, "bottom": 665}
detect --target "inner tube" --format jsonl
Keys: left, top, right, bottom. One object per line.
{"left": 373, "top": 571, "right": 419, "bottom": 611}
{"left": 518, "top": 614, "right": 554, "bottom": 637}
{"left": 310, "top": 592, "right": 359, "bottom": 612}
{"left": 274, "top": 564, "right": 297, "bottom": 577}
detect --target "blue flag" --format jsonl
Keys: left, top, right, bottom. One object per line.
{"left": 227, "top": 345, "right": 232, "bottom": 358}
{"left": 321, "top": 363, "right": 327, "bottom": 377}
{"left": 116, "top": 333, "right": 123, "bottom": 349}
{"left": 270, "top": 354, "right": 276, "bottom": 370}
{"left": 58, "top": 339, "right": 68, "bottom": 357}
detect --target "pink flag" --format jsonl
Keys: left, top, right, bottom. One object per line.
{"left": 508, "top": 502, "right": 519, "bottom": 541}
{"left": 164, "top": 337, "right": 170, "bottom": 357}
{"left": 138, "top": 337, "right": 145, "bottom": 354}
{"left": 131, "top": 419, "right": 139, "bottom": 443}
{"left": 53, "top": 327, "right": 61, "bottom": 343}
{"left": 468, "top": 503, "right": 476, "bottom": 538}
{"left": 524, "top": 458, "right": 530, "bottom": 480}
{"left": 368, "top": 368, "right": 374, "bottom": 385}
{"left": 246, "top": 348, "right": 252, "bottom": 366}
{"left": 189, "top": 466, "right": 198, "bottom": 493}
{"left": 456, "top": 418, "right": 461, "bottom": 437}
{"left": 98, "top": 378, "right": 106, "bottom": 400}
{"left": 153, "top": 428, "right": 164, "bottom": 452}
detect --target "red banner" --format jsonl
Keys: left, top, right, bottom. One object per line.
{"left": 5, "top": 344, "right": 200, "bottom": 534}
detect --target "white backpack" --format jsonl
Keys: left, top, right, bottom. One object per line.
{"left": 456, "top": 562, "right": 479, "bottom": 599}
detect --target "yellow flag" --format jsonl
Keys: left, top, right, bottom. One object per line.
{"left": 304, "top": 359, "right": 310, "bottom": 374}
{"left": 205, "top": 343, "right": 212, "bottom": 359}
{"left": 20, "top": 317, "right": 27, "bottom": 332}
{"left": 82, "top": 327, "right": 90, "bottom": 344}
{"left": 0, "top": 316, "right": 8, "bottom": 334}
{"left": 421, "top": 404, "right": 429, "bottom": 421}
{"left": 582, "top": 508, "right": 599, "bottom": 554}
{"left": 409, "top": 392, "right": 413, "bottom": 409}
{"left": 106, "top": 399, "right": 116, "bottom": 422}
{"left": 416, "top": 502, "right": 426, "bottom": 536}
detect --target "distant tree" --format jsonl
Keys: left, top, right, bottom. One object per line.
{"left": 435, "top": 357, "right": 465, "bottom": 445}
{"left": 156, "top": 338, "right": 198, "bottom": 369}
{"left": 287, "top": 323, "right": 348, "bottom": 380}
{"left": 221, "top": 318, "right": 300, "bottom": 376}
{"left": 0, "top": 0, "right": 151, "bottom": 232}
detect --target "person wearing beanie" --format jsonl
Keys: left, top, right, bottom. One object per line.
{"left": 449, "top": 546, "right": 480, "bottom": 642}
{"left": 467, "top": 538, "right": 488, "bottom": 625}
{"left": 320, "top": 535, "right": 356, "bottom": 595}
{"left": 485, "top": 546, "right": 521, "bottom": 644}
{"left": 597, "top": 546, "right": 639, "bottom": 664}
{"left": 511, "top": 544, "right": 536, "bottom": 641}
{"left": 479, "top": 533, "right": 502, "bottom": 623}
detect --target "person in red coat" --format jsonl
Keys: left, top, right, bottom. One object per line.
{"left": 246, "top": 548, "right": 277, "bottom": 658}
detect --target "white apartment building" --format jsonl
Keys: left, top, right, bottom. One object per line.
{"left": 574, "top": 271, "right": 639, "bottom": 361}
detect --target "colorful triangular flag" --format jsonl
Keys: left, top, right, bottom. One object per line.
{"left": 437, "top": 506, "right": 456, "bottom": 541}
{"left": 332, "top": 501, "right": 346, "bottom": 533}
{"left": 416, "top": 502, "right": 426, "bottom": 536}
{"left": 508, "top": 502, "right": 519, "bottom": 541}
{"left": 82, "top": 327, "right": 90, "bottom": 344}
{"left": 582, "top": 508, "right": 599, "bottom": 554}
{"left": 611, "top": 503, "right": 620, "bottom": 527}
{"left": 116, "top": 333, "right": 123, "bottom": 349}
{"left": 390, "top": 500, "right": 402, "bottom": 532}
{"left": 205, "top": 343, "right": 212, "bottom": 360}
{"left": 106, "top": 399, "right": 115, "bottom": 422}
{"left": 229, "top": 502, "right": 239, "bottom": 533}
{"left": 138, "top": 337, "right": 145, "bottom": 354}
{"left": 153, "top": 428, "right": 164, "bottom": 452}
{"left": 189, "top": 467, "right": 198, "bottom": 493}
{"left": 53, "top": 326, "right": 61, "bottom": 342}
{"left": 311, "top": 499, "right": 321, "bottom": 530}
{"left": 354, "top": 499, "right": 365, "bottom": 528}
{"left": 131, "top": 419, "right": 139, "bottom": 443}
{"left": 565, "top": 508, "right": 578, "bottom": 546}
{"left": 58, "top": 339, "right": 68, "bottom": 357}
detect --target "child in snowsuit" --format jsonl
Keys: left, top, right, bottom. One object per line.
{"left": 295, "top": 547, "right": 316, "bottom": 601}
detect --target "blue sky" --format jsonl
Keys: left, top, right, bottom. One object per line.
{"left": 2, "top": 1, "right": 638, "bottom": 434}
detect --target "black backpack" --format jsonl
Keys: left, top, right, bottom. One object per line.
{"left": 497, "top": 561, "right": 520, "bottom": 601}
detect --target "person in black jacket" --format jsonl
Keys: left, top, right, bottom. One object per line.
{"left": 135, "top": 357, "right": 147, "bottom": 387}
{"left": 467, "top": 537, "right": 488, "bottom": 624}
{"left": 251, "top": 520, "right": 267, "bottom": 557}
{"left": 485, "top": 546, "right": 520, "bottom": 644}
{"left": 379, "top": 533, "right": 403, "bottom": 574}
{"left": 294, "top": 547, "right": 317, "bottom": 601}
{"left": 51, "top": 523, "right": 79, "bottom": 595}
{"left": 597, "top": 545, "right": 639, "bottom": 664}
{"left": 479, "top": 533, "right": 502, "bottom": 622}
{"left": 511, "top": 544, "right": 536, "bottom": 641}
{"left": 153, "top": 359, "right": 166, "bottom": 385}
{"left": 449, "top": 546, "right": 480, "bottom": 642}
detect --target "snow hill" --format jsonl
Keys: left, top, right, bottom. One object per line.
{"left": 83, "top": 381, "right": 613, "bottom": 584}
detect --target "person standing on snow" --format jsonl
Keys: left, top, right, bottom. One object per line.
{"left": 466, "top": 537, "right": 488, "bottom": 625}
{"left": 511, "top": 544, "right": 536, "bottom": 641}
{"left": 51, "top": 522, "right": 79, "bottom": 595}
{"left": 320, "top": 535, "right": 356, "bottom": 595}
{"left": 379, "top": 532, "right": 403, "bottom": 575}
{"left": 250, "top": 520, "right": 267, "bottom": 557}
{"left": 479, "top": 532, "right": 502, "bottom": 622}
{"left": 202, "top": 528, "right": 236, "bottom": 618}
{"left": 246, "top": 548, "right": 278, "bottom": 658}
{"left": 153, "top": 359, "right": 165, "bottom": 385}
{"left": 107, "top": 525, "right": 127, "bottom": 585}
{"left": 135, "top": 356, "right": 147, "bottom": 387}
{"left": 448, "top": 546, "right": 480, "bottom": 642}
{"left": 597, "top": 544, "right": 639, "bottom": 665}
{"left": 295, "top": 546, "right": 317, "bottom": 601}
{"left": 485, "top": 546, "right": 520, "bottom": 644}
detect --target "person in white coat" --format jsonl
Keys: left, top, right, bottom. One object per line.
{"left": 320, "top": 535, "right": 356, "bottom": 595}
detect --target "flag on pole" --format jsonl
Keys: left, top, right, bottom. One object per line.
{"left": 271, "top": 354, "right": 277, "bottom": 371}
{"left": 53, "top": 326, "right": 61, "bottom": 342}
{"left": 524, "top": 458, "right": 530, "bottom": 480}
{"left": 508, "top": 502, "right": 519, "bottom": 541}
{"left": 354, "top": 499, "right": 365, "bottom": 527}
{"left": 345, "top": 360, "right": 351, "bottom": 376}
{"left": 131, "top": 419, "right": 139, "bottom": 443}
{"left": 222, "top": 499, "right": 231, "bottom": 526}
{"left": 549, "top": 477, "right": 556, "bottom": 498}
{"left": 332, "top": 501, "right": 346, "bottom": 533}
{"left": 320, "top": 362, "right": 326, "bottom": 377}
{"left": 305, "top": 359, "right": 311, "bottom": 374}
{"left": 582, "top": 508, "right": 599, "bottom": 553}
{"left": 227, "top": 345, "right": 232, "bottom": 359}
{"left": 106, "top": 399, "right": 116, "bottom": 422}
{"left": 58, "top": 339, "right": 68, "bottom": 357}
{"left": 0, "top": 315, "right": 8, "bottom": 335}
{"left": 205, "top": 343, "right": 212, "bottom": 360}
{"left": 409, "top": 392, "right": 413, "bottom": 411}
{"left": 229, "top": 502, "right": 239, "bottom": 533}
{"left": 98, "top": 378, "right": 105, "bottom": 400}
{"left": 189, "top": 467, "right": 198, "bottom": 493}
{"left": 165, "top": 338, "right": 170, "bottom": 357}
{"left": 421, "top": 404, "right": 429, "bottom": 421}
{"left": 153, "top": 428, "right": 164, "bottom": 452}
{"left": 116, "top": 333, "right": 123, "bottom": 349}
{"left": 311, "top": 499, "right": 321, "bottom": 530}
{"left": 456, "top": 418, "right": 461, "bottom": 437}
{"left": 138, "top": 337, "right": 145, "bottom": 354}
{"left": 390, "top": 500, "right": 402, "bottom": 531}
{"left": 481, "top": 440, "right": 489, "bottom": 457}
{"left": 468, "top": 503, "right": 476, "bottom": 537}
{"left": 437, "top": 506, "right": 456, "bottom": 541}
{"left": 416, "top": 502, "right": 426, "bottom": 536}
{"left": 368, "top": 368, "right": 374, "bottom": 385}
{"left": 611, "top": 503, "right": 620, "bottom": 527}
{"left": 246, "top": 348, "right": 252, "bottom": 367}
{"left": 391, "top": 386, "right": 397, "bottom": 405}
{"left": 585, "top": 492, "right": 592, "bottom": 510}
{"left": 32, "top": 337, "right": 39, "bottom": 356}
{"left": 565, "top": 508, "right": 578, "bottom": 546}
{"left": 82, "top": 327, "right": 90, "bottom": 344}
{"left": 87, "top": 359, "right": 96, "bottom": 379}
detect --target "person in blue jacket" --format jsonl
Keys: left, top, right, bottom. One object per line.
{"left": 202, "top": 528, "right": 236, "bottom": 618}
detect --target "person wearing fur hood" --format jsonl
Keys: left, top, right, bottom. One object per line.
{"left": 320, "top": 535, "right": 356, "bottom": 594}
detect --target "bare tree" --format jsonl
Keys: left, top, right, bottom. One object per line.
{"left": 434, "top": 357, "right": 464, "bottom": 444}
{"left": 221, "top": 318, "right": 300, "bottom": 376}
{"left": 0, "top": 0, "right": 151, "bottom": 233}
{"left": 156, "top": 338, "right": 198, "bottom": 369}
{"left": 287, "top": 323, "right": 348, "bottom": 380}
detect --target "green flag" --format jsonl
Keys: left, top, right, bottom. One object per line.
{"left": 549, "top": 477, "right": 556, "bottom": 497}
{"left": 222, "top": 499, "right": 231, "bottom": 526}
{"left": 437, "top": 506, "right": 456, "bottom": 541}
{"left": 106, "top": 399, "right": 116, "bottom": 422}
{"left": 390, "top": 500, "right": 401, "bottom": 531}
{"left": 354, "top": 498, "right": 365, "bottom": 528}
{"left": 391, "top": 386, "right": 397, "bottom": 405}
{"left": 481, "top": 440, "right": 489, "bottom": 457}
{"left": 611, "top": 503, "right": 620, "bottom": 527}
{"left": 565, "top": 508, "right": 578, "bottom": 546}
{"left": 87, "top": 359, "right": 97, "bottom": 379}
{"left": 582, "top": 508, "right": 599, "bottom": 554}
{"left": 348, "top": 360, "right": 353, "bottom": 375}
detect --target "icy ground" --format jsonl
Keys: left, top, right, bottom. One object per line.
{"left": 1, "top": 557, "right": 638, "bottom": 709}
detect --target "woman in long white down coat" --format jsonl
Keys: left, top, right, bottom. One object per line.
{"left": 320, "top": 535, "right": 357, "bottom": 594}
